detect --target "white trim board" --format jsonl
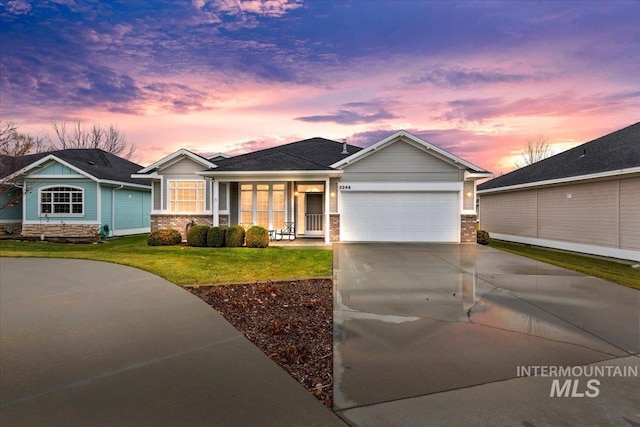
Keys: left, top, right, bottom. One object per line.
{"left": 338, "top": 182, "right": 463, "bottom": 192}
{"left": 478, "top": 167, "right": 640, "bottom": 194}
{"left": 489, "top": 233, "right": 640, "bottom": 262}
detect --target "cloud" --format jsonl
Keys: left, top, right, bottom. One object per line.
{"left": 204, "top": 0, "right": 303, "bottom": 18}
{"left": 295, "top": 100, "right": 400, "bottom": 125}
{"left": 407, "top": 66, "right": 548, "bottom": 88}
{"left": 5, "top": 0, "right": 31, "bottom": 15}
{"left": 442, "top": 90, "right": 640, "bottom": 122}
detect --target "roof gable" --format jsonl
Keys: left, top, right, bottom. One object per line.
{"left": 332, "top": 130, "right": 489, "bottom": 173}
{"left": 479, "top": 122, "right": 640, "bottom": 192}
{"left": 1, "top": 149, "right": 148, "bottom": 187}
{"left": 136, "top": 148, "right": 217, "bottom": 174}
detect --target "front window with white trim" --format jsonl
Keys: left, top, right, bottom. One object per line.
{"left": 239, "top": 183, "right": 286, "bottom": 229}
{"left": 168, "top": 180, "right": 204, "bottom": 213}
{"left": 40, "top": 186, "right": 84, "bottom": 216}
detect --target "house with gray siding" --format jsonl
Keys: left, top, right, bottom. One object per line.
{"left": 0, "top": 149, "right": 151, "bottom": 239}
{"left": 478, "top": 122, "right": 640, "bottom": 261}
{"left": 133, "top": 131, "right": 491, "bottom": 243}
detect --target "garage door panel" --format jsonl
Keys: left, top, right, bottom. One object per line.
{"left": 341, "top": 191, "right": 459, "bottom": 242}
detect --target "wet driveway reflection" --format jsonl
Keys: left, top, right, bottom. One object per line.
{"left": 332, "top": 243, "right": 639, "bottom": 410}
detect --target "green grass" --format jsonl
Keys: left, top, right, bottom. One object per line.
{"left": 0, "top": 235, "right": 332, "bottom": 286}
{"left": 490, "top": 240, "right": 640, "bottom": 290}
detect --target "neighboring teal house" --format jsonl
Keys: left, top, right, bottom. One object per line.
{"left": 0, "top": 149, "right": 151, "bottom": 239}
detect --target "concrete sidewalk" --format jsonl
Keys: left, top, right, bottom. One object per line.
{"left": 0, "top": 258, "right": 343, "bottom": 426}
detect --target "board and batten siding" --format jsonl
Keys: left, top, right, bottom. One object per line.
{"left": 31, "top": 162, "right": 82, "bottom": 176}
{"left": 619, "top": 176, "right": 640, "bottom": 251}
{"left": 480, "top": 177, "right": 640, "bottom": 256}
{"left": 479, "top": 190, "right": 538, "bottom": 237}
{"left": 537, "top": 181, "right": 618, "bottom": 247}
{"left": 0, "top": 188, "right": 22, "bottom": 221}
{"left": 341, "top": 141, "right": 462, "bottom": 182}
{"left": 113, "top": 189, "right": 151, "bottom": 231}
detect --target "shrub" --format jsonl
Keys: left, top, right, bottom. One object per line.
{"left": 187, "top": 225, "right": 210, "bottom": 247}
{"left": 225, "top": 225, "right": 245, "bottom": 247}
{"left": 207, "top": 226, "right": 226, "bottom": 248}
{"left": 147, "top": 229, "right": 182, "bottom": 246}
{"left": 477, "top": 230, "right": 491, "bottom": 245}
{"left": 245, "top": 226, "right": 269, "bottom": 248}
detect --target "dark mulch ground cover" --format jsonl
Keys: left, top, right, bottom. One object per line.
{"left": 187, "top": 279, "right": 333, "bottom": 407}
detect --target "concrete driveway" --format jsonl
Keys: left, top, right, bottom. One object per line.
{"left": 333, "top": 243, "right": 639, "bottom": 426}
{"left": 0, "top": 258, "right": 343, "bottom": 427}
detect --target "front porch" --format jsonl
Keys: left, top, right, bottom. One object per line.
{"left": 210, "top": 178, "right": 340, "bottom": 244}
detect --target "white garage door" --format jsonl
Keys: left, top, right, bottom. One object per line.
{"left": 340, "top": 191, "right": 460, "bottom": 242}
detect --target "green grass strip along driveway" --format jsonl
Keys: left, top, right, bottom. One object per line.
{"left": 490, "top": 240, "right": 639, "bottom": 290}
{"left": 0, "top": 235, "right": 332, "bottom": 286}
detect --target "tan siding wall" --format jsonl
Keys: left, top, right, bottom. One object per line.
{"left": 479, "top": 191, "right": 537, "bottom": 237}
{"left": 330, "top": 178, "right": 339, "bottom": 213}
{"left": 538, "top": 181, "right": 618, "bottom": 247}
{"left": 620, "top": 177, "right": 640, "bottom": 250}
{"left": 152, "top": 181, "right": 161, "bottom": 210}
{"left": 342, "top": 141, "right": 462, "bottom": 182}
{"left": 160, "top": 157, "right": 206, "bottom": 174}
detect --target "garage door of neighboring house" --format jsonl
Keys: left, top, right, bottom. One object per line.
{"left": 340, "top": 191, "right": 460, "bottom": 242}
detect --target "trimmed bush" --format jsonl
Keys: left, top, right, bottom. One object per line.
{"left": 207, "top": 226, "right": 226, "bottom": 248}
{"left": 147, "top": 229, "right": 182, "bottom": 246}
{"left": 477, "top": 229, "right": 491, "bottom": 245}
{"left": 245, "top": 226, "right": 269, "bottom": 248}
{"left": 225, "top": 225, "right": 245, "bottom": 247}
{"left": 187, "top": 225, "right": 210, "bottom": 247}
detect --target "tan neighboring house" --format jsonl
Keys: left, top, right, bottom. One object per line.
{"left": 132, "top": 131, "right": 491, "bottom": 243}
{"left": 478, "top": 122, "right": 640, "bottom": 262}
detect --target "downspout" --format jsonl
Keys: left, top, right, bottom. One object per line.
{"left": 112, "top": 185, "right": 124, "bottom": 237}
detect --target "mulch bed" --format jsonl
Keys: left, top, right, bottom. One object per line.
{"left": 187, "top": 279, "right": 333, "bottom": 407}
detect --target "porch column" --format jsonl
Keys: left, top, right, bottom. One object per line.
{"left": 212, "top": 179, "right": 219, "bottom": 227}
{"left": 324, "top": 178, "right": 331, "bottom": 244}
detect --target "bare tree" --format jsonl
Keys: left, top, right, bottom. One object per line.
{"left": 49, "top": 120, "right": 137, "bottom": 160}
{"left": 514, "top": 136, "right": 553, "bottom": 169}
{"left": 0, "top": 119, "right": 48, "bottom": 156}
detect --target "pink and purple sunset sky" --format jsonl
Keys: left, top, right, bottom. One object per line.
{"left": 1, "top": 0, "right": 638, "bottom": 174}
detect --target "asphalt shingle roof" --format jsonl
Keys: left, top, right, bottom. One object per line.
{"left": 478, "top": 122, "right": 640, "bottom": 191}
{"left": 212, "top": 137, "right": 362, "bottom": 171}
{"left": 1, "top": 149, "right": 147, "bottom": 186}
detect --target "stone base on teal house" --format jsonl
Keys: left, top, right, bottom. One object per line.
{"left": 0, "top": 222, "right": 23, "bottom": 237}
{"left": 22, "top": 223, "right": 99, "bottom": 240}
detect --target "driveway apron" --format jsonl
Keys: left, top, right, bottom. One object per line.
{"left": 333, "top": 243, "right": 639, "bottom": 426}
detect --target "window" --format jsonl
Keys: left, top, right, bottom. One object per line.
{"left": 40, "top": 186, "right": 84, "bottom": 216}
{"left": 239, "top": 183, "right": 287, "bottom": 229}
{"left": 168, "top": 181, "right": 204, "bottom": 213}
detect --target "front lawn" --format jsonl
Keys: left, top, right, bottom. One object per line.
{"left": 490, "top": 240, "right": 640, "bottom": 290}
{"left": 0, "top": 235, "right": 332, "bottom": 286}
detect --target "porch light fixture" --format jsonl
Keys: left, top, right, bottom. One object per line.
{"left": 330, "top": 191, "right": 336, "bottom": 198}
{"left": 465, "top": 190, "right": 473, "bottom": 198}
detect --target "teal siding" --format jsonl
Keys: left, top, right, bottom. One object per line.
{"left": 113, "top": 189, "right": 151, "bottom": 231}
{"left": 24, "top": 180, "right": 98, "bottom": 222}
{"left": 100, "top": 186, "right": 113, "bottom": 227}
{"left": 32, "top": 162, "right": 80, "bottom": 176}
{"left": 0, "top": 188, "right": 23, "bottom": 221}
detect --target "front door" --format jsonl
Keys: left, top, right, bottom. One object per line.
{"left": 305, "top": 193, "right": 323, "bottom": 235}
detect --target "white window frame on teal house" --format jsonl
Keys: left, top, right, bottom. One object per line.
{"left": 38, "top": 185, "right": 85, "bottom": 217}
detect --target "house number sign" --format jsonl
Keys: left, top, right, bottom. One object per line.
{"left": 338, "top": 185, "right": 352, "bottom": 190}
